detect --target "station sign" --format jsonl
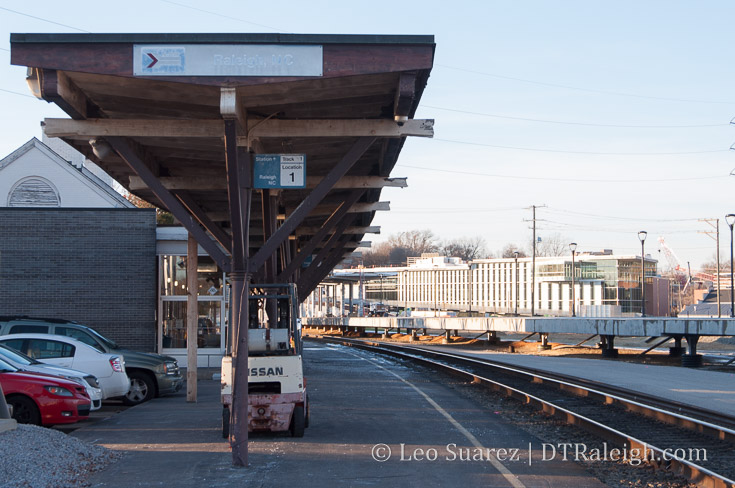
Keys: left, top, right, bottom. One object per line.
{"left": 254, "top": 154, "right": 306, "bottom": 189}
{"left": 134, "top": 45, "right": 323, "bottom": 77}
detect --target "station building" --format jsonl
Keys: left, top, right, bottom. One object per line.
{"left": 0, "top": 138, "right": 158, "bottom": 351}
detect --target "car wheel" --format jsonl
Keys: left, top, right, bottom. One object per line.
{"left": 7, "top": 395, "right": 41, "bottom": 425}
{"left": 289, "top": 405, "right": 305, "bottom": 437}
{"left": 122, "top": 371, "right": 155, "bottom": 406}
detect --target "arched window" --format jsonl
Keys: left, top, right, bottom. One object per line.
{"left": 8, "top": 177, "right": 60, "bottom": 207}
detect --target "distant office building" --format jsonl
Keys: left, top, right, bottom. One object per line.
{"left": 324, "top": 251, "right": 666, "bottom": 317}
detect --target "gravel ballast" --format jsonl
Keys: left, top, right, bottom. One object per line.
{"left": 0, "top": 424, "right": 120, "bottom": 488}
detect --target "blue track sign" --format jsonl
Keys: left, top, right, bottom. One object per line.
{"left": 254, "top": 154, "right": 306, "bottom": 189}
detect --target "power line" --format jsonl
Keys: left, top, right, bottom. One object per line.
{"left": 391, "top": 207, "right": 524, "bottom": 214}
{"left": 421, "top": 105, "right": 726, "bottom": 129}
{"left": 432, "top": 137, "right": 729, "bottom": 156}
{"left": 398, "top": 163, "right": 725, "bottom": 183}
{"left": 436, "top": 64, "right": 735, "bottom": 105}
{"left": 541, "top": 224, "right": 700, "bottom": 235}
{"left": 0, "top": 87, "right": 35, "bottom": 99}
{"left": 544, "top": 208, "right": 703, "bottom": 222}
{"left": 0, "top": 7, "right": 90, "bottom": 32}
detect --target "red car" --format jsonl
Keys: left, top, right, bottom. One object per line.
{"left": 0, "top": 356, "right": 91, "bottom": 426}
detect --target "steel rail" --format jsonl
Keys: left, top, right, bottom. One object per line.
{"left": 312, "top": 336, "right": 735, "bottom": 488}
{"left": 382, "top": 342, "right": 735, "bottom": 438}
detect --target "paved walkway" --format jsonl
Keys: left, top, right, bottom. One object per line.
{"left": 418, "top": 344, "right": 735, "bottom": 417}
{"left": 73, "top": 343, "right": 605, "bottom": 487}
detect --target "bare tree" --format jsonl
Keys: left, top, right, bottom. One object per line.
{"left": 535, "top": 233, "right": 569, "bottom": 257}
{"left": 700, "top": 252, "right": 731, "bottom": 274}
{"left": 388, "top": 229, "right": 439, "bottom": 256}
{"left": 361, "top": 230, "right": 440, "bottom": 266}
{"left": 441, "top": 236, "right": 487, "bottom": 262}
{"left": 500, "top": 244, "right": 527, "bottom": 258}
{"left": 361, "top": 242, "right": 392, "bottom": 267}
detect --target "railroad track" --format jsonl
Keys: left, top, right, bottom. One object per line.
{"left": 311, "top": 335, "right": 735, "bottom": 488}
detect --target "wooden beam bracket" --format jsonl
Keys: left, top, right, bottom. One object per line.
{"left": 106, "top": 137, "right": 231, "bottom": 273}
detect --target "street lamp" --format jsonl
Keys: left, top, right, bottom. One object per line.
{"left": 726, "top": 215, "right": 735, "bottom": 317}
{"left": 569, "top": 243, "right": 577, "bottom": 317}
{"left": 513, "top": 251, "right": 519, "bottom": 315}
{"left": 638, "top": 231, "right": 647, "bottom": 316}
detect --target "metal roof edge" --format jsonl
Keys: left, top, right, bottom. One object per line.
{"left": 10, "top": 33, "right": 436, "bottom": 46}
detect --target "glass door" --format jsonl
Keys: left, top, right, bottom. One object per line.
{"left": 161, "top": 299, "right": 223, "bottom": 349}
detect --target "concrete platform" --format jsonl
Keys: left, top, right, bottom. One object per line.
{"left": 73, "top": 343, "right": 605, "bottom": 487}
{"left": 305, "top": 316, "right": 735, "bottom": 337}
{"left": 414, "top": 345, "right": 735, "bottom": 417}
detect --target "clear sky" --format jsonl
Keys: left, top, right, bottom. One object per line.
{"left": 1, "top": 1, "right": 734, "bottom": 270}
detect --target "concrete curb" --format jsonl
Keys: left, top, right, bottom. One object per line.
{"left": 0, "top": 419, "right": 18, "bottom": 433}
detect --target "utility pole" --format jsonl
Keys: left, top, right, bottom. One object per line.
{"left": 524, "top": 205, "right": 546, "bottom": 316}
{"left": 699, "top": 218, "right": 721, "bottom": 318}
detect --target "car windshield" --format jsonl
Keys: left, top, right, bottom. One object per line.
{"left": 86, "top": 327, "right": 119, "bottom": 349}
{"left": 0, "top": 357, "right": 18, "bottom": 373}
{"left": 0, "top": 344, "right": 39, "bottom": 366}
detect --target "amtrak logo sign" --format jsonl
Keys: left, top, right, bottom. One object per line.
{"left": 137, "top": 46, "right": 186, "bottom": 75}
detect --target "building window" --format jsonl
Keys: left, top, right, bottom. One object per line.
{"left": 160, "top": 255, "right": 224, "bottom": 297}
{"left": 8, "top": 177, "right": 60, "bottom": 207}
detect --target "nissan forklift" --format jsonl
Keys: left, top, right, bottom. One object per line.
{"left": 221, "top": 283, "right": 309, "bottom": 437}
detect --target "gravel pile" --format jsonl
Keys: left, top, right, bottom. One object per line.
{"left": 0, "top": 424, "right": 120, "bottom": 488}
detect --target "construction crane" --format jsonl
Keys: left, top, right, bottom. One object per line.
{"left": 658, "top": 236, "right": 692, "bottom": 294}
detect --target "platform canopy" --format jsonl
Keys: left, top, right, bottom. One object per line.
{"left": 11, "top": 33, "right": 435, "bottom": 297}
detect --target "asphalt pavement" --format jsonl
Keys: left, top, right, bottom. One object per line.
{"left": 72, "top": 343, "right": 606, "bottom": 487}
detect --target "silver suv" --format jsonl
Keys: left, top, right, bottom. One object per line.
{"left": 0, "top": 316, "right": 183, "bottom": 405}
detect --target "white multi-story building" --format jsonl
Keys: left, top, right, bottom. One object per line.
{"left": 324, "top": 251, "right": 660, "bottom": 317}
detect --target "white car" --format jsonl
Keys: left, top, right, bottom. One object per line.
{"left": 0, "top": 344, "right": 103, "bottom": 410}
{"left": 0, "top": 334, "right": 130, "bottom": 399}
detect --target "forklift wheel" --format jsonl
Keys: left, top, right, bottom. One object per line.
{"left": 290, "top": 405, "right": 305, "bottom": 437}
{"left": 304, "top": 396, "right": 310, "bottom": 428}
{"left": 222, "top": 406, "right": 230, "bottom": 439}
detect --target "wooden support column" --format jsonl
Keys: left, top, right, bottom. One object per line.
{"left": 261, "top": 189, "right": 278, "bottom": 282}
{"left": 262, "top": 189, "right": 278, "bottom": 325}
{"left": 222, "top": 86, "right": 251, "bottom": 468}
{"left": 186, "top": 233, "right": 198, "bottom": 402}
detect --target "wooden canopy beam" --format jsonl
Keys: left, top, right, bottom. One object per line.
{"left": 42, "top": 117, "right": 434, "bottom": 139}
{"left": 276, "top": 190, "right": 364, "bottom": 283}
{"left": 244, "top": 118, "right": 433, "bottom": 139}
{"left": 297, "top": 233, "right": 353, "bottom": 300}
{"left": 295, "top": 225, "right": 380, "bottom": 235}
{"left": 394, "top": 72, "right": 417, "bottom": 119}
{"left": 175, "top": 191, "right": 232, "bottom": 254}
{"left": 106, "top": 137, "right": 231, "bottom": 273}
{"left": 306, "top": 201, "right": 390, "bottom": 217}
{"left": 128, "top": 175, "right": 406, "bottom": 191}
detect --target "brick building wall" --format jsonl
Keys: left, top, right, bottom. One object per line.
{"left": 0, "top": 208, "right": 157, "bottom": 351}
